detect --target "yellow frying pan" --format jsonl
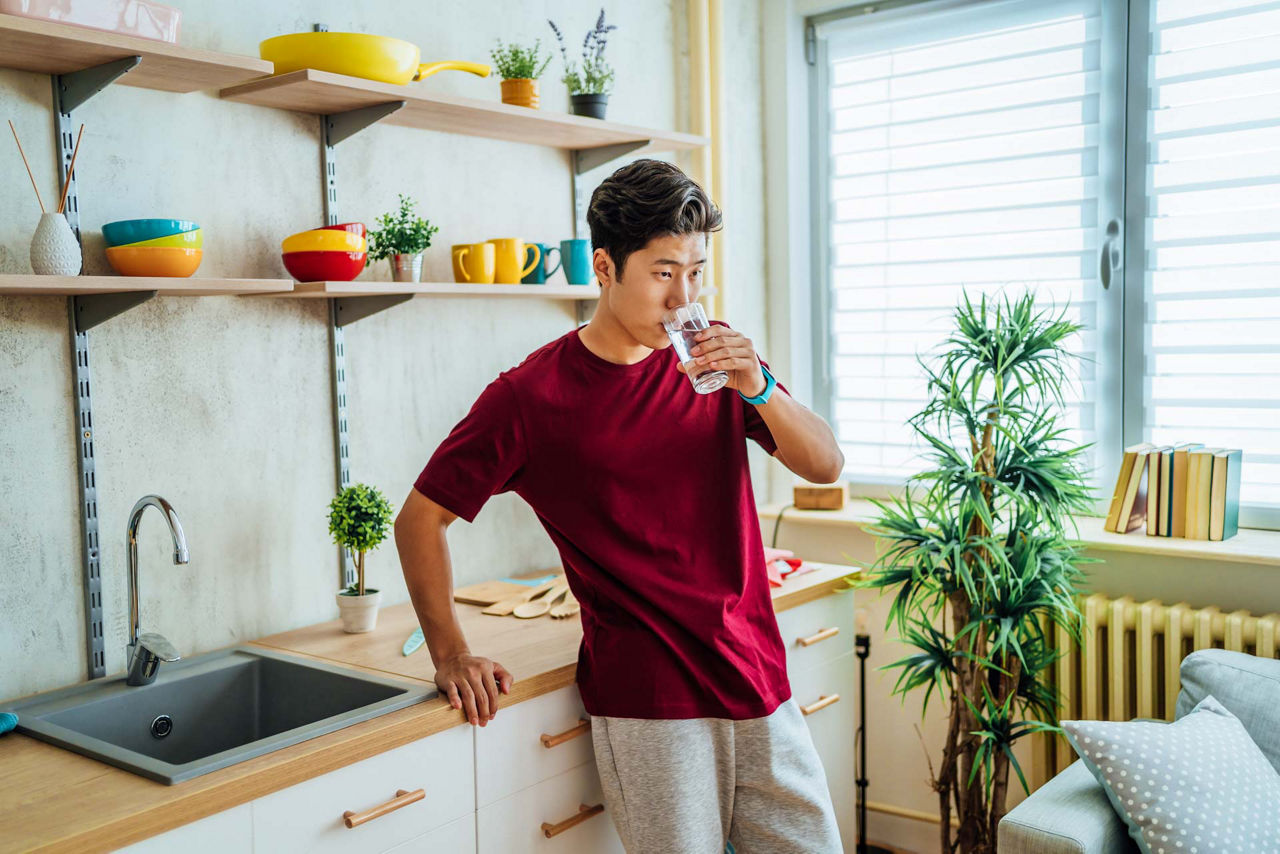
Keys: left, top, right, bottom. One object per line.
{"left": 260, "top": 32, "right": 490, "bottom": 86}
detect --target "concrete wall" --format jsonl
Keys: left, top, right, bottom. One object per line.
{"left": 0, "top": 0, "right": 776, "bottom": 701}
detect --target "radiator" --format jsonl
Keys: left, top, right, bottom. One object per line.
{"left": 1033, "top": 594, "right": 1280, "bottom": 781}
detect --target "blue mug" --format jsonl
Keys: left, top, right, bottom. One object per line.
{"left": 521, "top": 242, "right": 562, "bottom": 284}
{"left": 560, "top": 238, "right": 593, "bottom": 285}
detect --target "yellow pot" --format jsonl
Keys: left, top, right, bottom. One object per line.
{"left": 117, "top": 228, "right": 203, "bottom": 249}
{"left": 281, "top": 230, "right": 367, "bottom": 254}
{"left": 500, "top": 78, "right": 539, "bottom": 109}
{"left": 260, "top": 32, "right": 490, "bottom": 86}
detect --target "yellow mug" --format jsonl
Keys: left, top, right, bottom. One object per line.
{"left": 488, "top": 238, "right": 541, "bottom": 285}
{"left": 452, "top": 242, "right": 496, "bottom": 284}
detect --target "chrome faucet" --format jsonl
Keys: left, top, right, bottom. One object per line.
{"left": 125, "top": 495, "right": 189, "bottom": 686}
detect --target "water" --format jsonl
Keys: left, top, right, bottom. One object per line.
{"left": 668, "top": 327, "right": 730, "bottom": 394}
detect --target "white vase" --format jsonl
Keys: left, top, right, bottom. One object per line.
{"left": 30, "top": 212, "right": 82, "bottom": 275}
{"left": 336, "top": 588, "right": 382, "bottom": 633}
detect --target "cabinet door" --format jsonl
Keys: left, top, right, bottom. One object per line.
{"left": 476, "top": 762, "right": 624, "bottom": 854}
{"left": 115, "top": 802, "right": 251, "bottom": 853}
{"left": 790, "top": 651, "right": 858, "bottom": 853}
{"left": 475, "top": 684, "right": 593, "bottom": 808}
{"left": 252, "top": 724, "right": 474, "bottom": 854}
{"left": 380, "top": 812, "right": 476, "bottom": 854}
{"left": 775, "top": 590, "right": 856, "bottom": 673}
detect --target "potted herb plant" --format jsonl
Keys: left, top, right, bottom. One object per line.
{"left": 548, "top": 9, "right": 617, "bottom": 119}
{"left": 328, "top": 483, "right": 395, "bottom": 633}
{"left": 367, "top": 194, "right": 439, "bottom": 283}
{"left": 490, "top": 38, "right": 552, "bottom": 109}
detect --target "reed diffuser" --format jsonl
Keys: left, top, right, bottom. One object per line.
{"left": 9, "top": 120, "right": 85, "bottom": 275}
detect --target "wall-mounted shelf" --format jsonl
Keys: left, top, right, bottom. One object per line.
{"left": 219, "top": 69, "right": 708, "bottom": 152}
{"left": 0, "top": 13, "right": 273, "bottom": 92}
{"left": 262, "top": 281, "right": 601, "bottom": 299}
{"left": 0, "top": 275, "right": 293, "bottom": 296}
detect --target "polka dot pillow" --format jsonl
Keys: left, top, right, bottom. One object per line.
{"left": 1062, "top": 695, "right": 1280, "bottom": 854}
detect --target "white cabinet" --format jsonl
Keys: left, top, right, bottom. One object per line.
{"left": 477, "top": 762, "right": 624, "bottom": 854}
{"left": 775, "top": 590, "right": 856, "bottom": 673}
{"left": 251, "top": 723, "right": 474, "bottom": 854}
{"left": 381, "top": 812, "right": 476, "bottom": 853}
{"left": 790, "top": 650, "right": 859, "bottom": 853}
{"left": 114, "top": 802, "right": 252, "bottom": 853}
{"left": 475, "top": 684, "right": 594, "bottom": 808}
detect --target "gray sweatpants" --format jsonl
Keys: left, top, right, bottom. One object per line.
{"left": 590, "top": 697, "right": 844, "bottom": 854}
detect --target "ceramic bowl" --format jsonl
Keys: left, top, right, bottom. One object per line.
{"left": 281, "top": 229, "right": 366, "bottom": 254}
{"left": 102, "top": 219, "right": 198, "bottom": 247}
{"left": 281, "top": 250, "right": 366, "bottom": 282}
{"left": 105, "top": 246, "right": 203, "bottom": 278}
{"left": 115, "top": 228, "right": 203, "bottom": 249}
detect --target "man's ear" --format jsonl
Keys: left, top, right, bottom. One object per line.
{"left": 593, "top": 247, "right": 616, "bottom": 287}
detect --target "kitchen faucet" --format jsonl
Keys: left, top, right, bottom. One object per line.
{"left": 125, "top": 495, "right": 189, "bottom": 686}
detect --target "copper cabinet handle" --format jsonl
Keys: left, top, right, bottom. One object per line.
{"left": 541, "top": 802, "right": 605, "bottom": 837}
{"left": 797, "top": 626, "right": 840, "bottom": 647}
{"left": 541, "top": 716, "right": 591, "bottom": 748}
{"left": 342, "top": 788, "right": 424, "bottom": 828}
{"left": 801, "top": 694, "right": 841, "bottom": 716}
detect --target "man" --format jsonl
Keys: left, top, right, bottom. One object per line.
{"left": 395, "top": 159, "right": 845, "bottom": 853}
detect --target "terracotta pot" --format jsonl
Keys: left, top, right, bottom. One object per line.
{"left": 336, "top": 588, "right": 382, "bottom": 633}
{"left": 500, "top": 77, "right": 539, "bottom": 109}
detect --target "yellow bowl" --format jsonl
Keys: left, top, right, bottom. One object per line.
{"left": 281, "top": 229, "right": 367, "bottom": 254}
{"left": 116, "top": 228, "right": 203, "bottom": 249}
{"left": 105, "top": 246, "right": 203, "bottom": 278}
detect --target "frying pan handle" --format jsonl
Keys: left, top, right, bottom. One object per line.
{"left": 415, "top": 60, "right": 491, "bottom": 81}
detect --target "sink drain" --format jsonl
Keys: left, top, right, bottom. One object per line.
{"left": 150, "top": 714, "right": 173, "bottom": 739}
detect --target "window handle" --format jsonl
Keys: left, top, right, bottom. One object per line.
{"left": 1100, "top": 219, "right": 1122, "bottom": 290}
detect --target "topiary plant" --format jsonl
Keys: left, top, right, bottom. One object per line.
{"left": 328, "top": 483, "right": 395, "bottom": 597}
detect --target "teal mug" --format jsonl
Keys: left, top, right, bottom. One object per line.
{"left": 561, "top": 238, "right": 593, "bottom": 285}
{"left": 521, "top": 242, "right": 562, "bottom": 284}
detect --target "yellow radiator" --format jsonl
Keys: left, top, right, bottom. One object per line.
{"left": 1034, "top": 593, "right": 1280, "bottom": 781}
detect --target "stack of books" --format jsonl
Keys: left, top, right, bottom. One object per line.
{"left": 1104, "top": 443, "right": 1243, "bottom": 540}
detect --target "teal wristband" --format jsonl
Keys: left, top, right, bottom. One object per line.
{"left": 738, "top": 363, "right": 777, "bottom": 405}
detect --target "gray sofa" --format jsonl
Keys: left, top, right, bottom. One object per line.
{"left": 998, "top": 648, "right": 1280, "bottom": 853}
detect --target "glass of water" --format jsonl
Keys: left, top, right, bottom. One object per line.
{"left": 662, "top": 302, "right": 730, "bottom": 394}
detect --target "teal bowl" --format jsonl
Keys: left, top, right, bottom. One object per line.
{"left": 102, "top": 219, "right": 199, "bottom": 247}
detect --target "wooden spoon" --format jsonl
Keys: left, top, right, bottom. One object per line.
{"left": 482, "top": 575, "right": 563, "bottom": 616}
{"left": 550, "top": 589, "right": 579, "bottom": 619}
{"left": 513, "top": 583, "right": 569, "bottom": 619}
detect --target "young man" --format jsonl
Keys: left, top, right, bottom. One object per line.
{"left": 395, "top": 159, "right": 846, "bottom": 853}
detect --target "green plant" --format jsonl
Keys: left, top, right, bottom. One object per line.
{"left": 367, "top": 194, "right": 439, "bottom": 262}
{"left": 547, "top": 9, "right": 617, "bottom": 95}
{"left": 489, "top": 38, "right": 552, "bottom": 80}
{"left": 846, "top": 292, "right": 1098, "bottom": 853}
{"left": 328, "top": 483, "right": 395, "bottom": 597}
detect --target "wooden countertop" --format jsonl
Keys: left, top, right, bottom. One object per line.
{"left": 0, "top": 562, "right": 858, "bottom": 853}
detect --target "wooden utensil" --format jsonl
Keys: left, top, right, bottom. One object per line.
{"left": 453, "top": 579, "right": 533, "bottom": 606}
{"left": 550, "top": 589, "right": 580, "bottom": 619}
{"left": 513, "top": 583, "right": 569, "bottom": 619}
{"left": 482, "top": 575, "right": 564, "bottom": 616}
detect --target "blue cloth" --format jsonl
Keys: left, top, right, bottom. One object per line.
{"left": 0, "top": 712, "right": 17, "bottom": 734}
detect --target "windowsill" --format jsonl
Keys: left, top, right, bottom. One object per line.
{"left": 758, "top": 501, "right": 1280, "bottom": 568}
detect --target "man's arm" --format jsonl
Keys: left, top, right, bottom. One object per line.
{"left": 394, "top": 488, "right": 513, "bottom": 727}
{"left": 754, "top": 388, "right": 845, "bottom": 484}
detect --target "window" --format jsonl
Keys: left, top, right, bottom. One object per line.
{"left": 812, "top": 0, "right": 1279, "bottom": 529}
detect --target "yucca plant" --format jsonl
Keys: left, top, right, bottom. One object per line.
{"left": 847, "top": 291, "right": 1098, "bottom": 853}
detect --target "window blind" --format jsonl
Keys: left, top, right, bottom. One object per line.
{"left": 819, "top": 0, "right": 1104, "bottom": 485}
{"left": 1141, "top": 0, "right": 1280, "bottom": 516}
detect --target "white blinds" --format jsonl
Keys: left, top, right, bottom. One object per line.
{"left": 820, "top": 0, "right": 1103, "bottom": 483}
{"left": 1142, "top": 0, "right": 1280, "bottom": 515}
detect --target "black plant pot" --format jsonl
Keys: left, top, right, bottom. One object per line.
{"left": 570, "top": 93, "right": 609, "bottom": 120}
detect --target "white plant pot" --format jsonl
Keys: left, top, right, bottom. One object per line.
{"left": 30, "top": 212, "right": 82, "bottom": 275}
{"left": 336, "top": 588, "right": 382, "bottom": 633}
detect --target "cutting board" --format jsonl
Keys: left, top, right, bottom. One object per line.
{"left": 452, "top": 568, "right": 562, "bottom": 606}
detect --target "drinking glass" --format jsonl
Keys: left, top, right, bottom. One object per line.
{"left": 662, "top": 302, "right": 730, "bottom": 394}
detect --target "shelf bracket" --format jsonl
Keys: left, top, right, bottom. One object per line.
{"left": 324, "top": 101, "right": 406, "bottom": 147}
{"left": 570, "top": 141, "right": 649, "bottom": 240}
{"left": 333, "top": 293, "right": 415, "bottom": 327}
{"left": 72, "top": 290, "right": 157, "bottom": 332}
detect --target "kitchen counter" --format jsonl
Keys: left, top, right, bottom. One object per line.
{"left": 0, "top": 562, "right": 857, "bottom": 853}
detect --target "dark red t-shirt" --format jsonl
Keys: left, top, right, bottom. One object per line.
{"left": 413, "top": 323, "right": 791, "bottom": 720}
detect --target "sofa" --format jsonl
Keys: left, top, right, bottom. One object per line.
{"left": 998, "top": 648, "right": 1280, "bottom": 853}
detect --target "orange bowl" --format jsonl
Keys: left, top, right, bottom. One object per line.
{"left": 105, "top": 246, "right": 203, "bottom": 278}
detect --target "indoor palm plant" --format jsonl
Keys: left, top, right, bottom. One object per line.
{"left": 547, "top": 9, "right": 617, "bottom": 118}
{"left": 490, "top": 38, "right": 552, "bottom": 109}
{"left": 848, "top": 292, "right": 1097, "bottom": 853}
{"left": 329, "top": 483, "right": 395, "bottom": 633}
{"left": 367, "top": 194, "right": 439, "bottom": 283}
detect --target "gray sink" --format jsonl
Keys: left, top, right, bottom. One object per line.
{"left": 1, "top": 645, "right": 436, "bottom": 784}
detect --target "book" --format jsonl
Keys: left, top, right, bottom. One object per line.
{"left": 1159, "top": 448, "right": 1175, "bottom": 536}
{"left": 1106, "top": 443, "right": 1154, "bottom": 532}
{"left": 1169, "top": 442, "right": 1203, "bottom": 538}
{"left": 1187, "top": 448, "right": 1221, "bottom": 540}
{"left": 1209, "top": 449, "right": 1243, "bottom": 541}
{"left": 1116, "top": 446, "right": 1153, "bottom": 534}
{"left": 1147, "top": 446, "right": 1172, "bottom": 536}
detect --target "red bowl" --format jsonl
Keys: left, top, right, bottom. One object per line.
{"left": 282, "top": 250, "right": 366, "bottom": 282}
{"left": 319, "top": 222, "right": 366, "bottom": 239}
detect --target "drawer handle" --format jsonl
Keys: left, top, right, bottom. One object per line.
{"left": 541, "top": 716, "right": 591, "bottom": 748}
{"left": 342, "top": 788, "right": 424, "bottom": 828}
{"left": 801, "top": 693, "right": 841, "bottom": 716}
{"left": 797, "top": 626, "right": 840, "bottom": 647}
{"left": 541, "top": 802, "right": 605, "bottom": 838}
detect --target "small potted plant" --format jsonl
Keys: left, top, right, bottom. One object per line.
{"left": 548, "top": 9, "right": 617, "bottom": 119}
{"left": 328, "top": 483, "right": 395, "bottom": 633}
{"left": 490, "top": 38, "right": 552, "bottom": 109}
{"left": 367, "top": 194, "right": 439, "bottom": 283}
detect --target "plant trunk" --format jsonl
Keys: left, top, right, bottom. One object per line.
{"left": 357, "top": 549, "right": 365, "bottom": 596}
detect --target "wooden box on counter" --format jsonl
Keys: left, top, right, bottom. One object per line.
{"left": 793, "top": 483, "right": 848, "bottom": 510}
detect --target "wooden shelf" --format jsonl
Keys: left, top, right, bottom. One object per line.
{"left": 260, "top": 280, "right": 602, "bottom": 300}
{"left": 0, "top": 13, "right": 272, "bottom": 92}
{"left": 219, "top": 69, "right": 709, "bottom": 152}
{"left": 0, "top": 274, "right": 293, "bottom": 296}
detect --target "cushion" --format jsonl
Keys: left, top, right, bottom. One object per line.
{"left": 1063, "top": 695, "right": 1280, "bottom": 854}
{"left": 1176, "top": 648, "right": 1280, "bottom": 773}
